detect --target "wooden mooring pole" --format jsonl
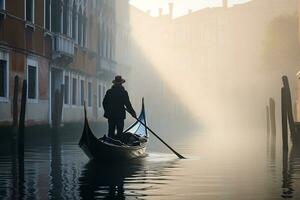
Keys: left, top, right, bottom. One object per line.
{"left": 18, "top": 80, "right": 27, "bottom": 158}
{"left": 266, "top": 105, "right": 270, "bottom": 151}
{"left": 52, "top": 89, "right": 60, "bottom": 128}
{"left": 281, "top": 87, "right": 288, "bottom": 154}
{"left": 281, "top": 88, "right": 290, "bottom": 197}
{"left": 282, "top": 76, "right": 296, "bottom": 144}
{"left": 58, "top": 84, "right": 64, "bottom": 126}
{"left": 269, "top": 98, "right": 276, "bottom": 155}
{"left": 18, "top": 80, "right": 26, "bottom": 198}
{"left": 12, "top": 76, "right": 19, "bottom": 130}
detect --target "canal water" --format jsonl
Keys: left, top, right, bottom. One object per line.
{"left": 0, "top": 124, "right": 299, "bottom": 199}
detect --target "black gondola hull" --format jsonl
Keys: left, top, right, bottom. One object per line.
{"left": 80, "top": 140, "right": 147, "bottom": 161}
{"left": 79, "top": 99, "right": 148, "bottom": 161}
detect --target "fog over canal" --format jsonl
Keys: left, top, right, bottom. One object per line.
{"left": 1, "top": 0, "right": 300, "bottom": 199}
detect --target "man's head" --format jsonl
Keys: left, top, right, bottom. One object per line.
{"left": 112, "top": 75, "right": 125, "bottom": 85}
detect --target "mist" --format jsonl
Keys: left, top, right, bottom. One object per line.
{"left": 1, "top": 1, "right": 300, "bottom": 199}
{"left": 113, "top": 0, "right": 300, "bottom": 142}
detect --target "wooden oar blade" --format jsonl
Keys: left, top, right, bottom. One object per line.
{"left": 126, "top": 107, "right": 185, "bottom": 159}
{"left": 148, "top": 128, "right": 186, "bottom": 159}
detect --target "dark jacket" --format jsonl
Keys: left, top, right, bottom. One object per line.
{"left": 102, "top": 85, "right": 136, "bottom": 120}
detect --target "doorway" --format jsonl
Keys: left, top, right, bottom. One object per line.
{"left": 50, "top": 67, "right": 64, "bottom": 124}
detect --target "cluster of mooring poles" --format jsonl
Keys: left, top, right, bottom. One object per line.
{"left": 280, "top": 75, "right": 300, "bottom": 198}
{"left": 266, "top": 76, "right": 300, "bottom": 153}
{"left": 11, "top": 75, "right": 65, "bottom": 198}
{"left": 265, "top": 76, "right": 300, "bottom": 198}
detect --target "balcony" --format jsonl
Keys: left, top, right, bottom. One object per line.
{"left": 52, "top": 34, "right": 74, "bottom": 64}
{"left": 0, "top": 9, "right": 6, "bottom": 20}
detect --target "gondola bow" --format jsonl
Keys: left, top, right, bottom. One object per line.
{"left": 79, "top": 99, "right": 148, "bottom": 161}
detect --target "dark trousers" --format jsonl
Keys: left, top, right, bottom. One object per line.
{"left": 108, "top": 119, "right": 124, "bottom": 138}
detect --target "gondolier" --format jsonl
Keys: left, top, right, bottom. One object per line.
{"left": 79, "top": 98, "right": 148, "bottom": 161}
{"left": 103, "top": 75, "right": 137, "bottom": 139}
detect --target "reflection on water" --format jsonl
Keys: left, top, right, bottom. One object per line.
{"left": 281, "top": 146, "right": 300, "bottom": 198}
{"left": 0, "top": 128, "right": 300, "bottom": 199}
{"left": 79, "top": 154, "right": 178, "bottom": 199}
{"left": 49, "top": 130, "right": 62, "bottom": 199}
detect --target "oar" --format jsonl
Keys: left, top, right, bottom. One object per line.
{"left": 126, "top": 110, "right": 186, "bottom": 159}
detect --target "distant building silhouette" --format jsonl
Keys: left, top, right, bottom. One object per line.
{"left": 129, "top": 0, "right": 298, "bottom": 129}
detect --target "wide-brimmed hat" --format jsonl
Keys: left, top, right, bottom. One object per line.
{"left": 112, "top": 75, "right": 126, "bottom": 84}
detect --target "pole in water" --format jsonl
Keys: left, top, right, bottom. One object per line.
{"left": 281, "top": 87, "right": 288, "bottom": 154}
{"left": 53, "top": 89, "right": 60, "bottom": 128}
{"left": 266, "top": 105, "right": 270, "bottom": 151}
{"left": 18, "top": 80, "right": 26, "bottom": 198}
{"left": 12, "top": 76, "right": 19, "bottom": 129}
{"left": 18, "top": 80, "right": 27, "bottom": 158}
{"left": 281, "top": 87, "right": 291, "bottom": 198}
{"left": 269, "top": 98, "right": 276, "bottom": 145}
{"left": 282, "top": 76, "right": 296, "bottom": 144}
{"left": 269, "top": 98, "right": 276, "bottom": 160}
{"left": 58, "top": 84, "right": 65, "bottom": 126}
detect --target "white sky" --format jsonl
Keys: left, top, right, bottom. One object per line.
{"left": 129, "top": 0, "right": 252, "bottom": 17}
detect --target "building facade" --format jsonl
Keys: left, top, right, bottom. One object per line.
{"left": 0, "top": 0, "right": 129, "bottom": 127}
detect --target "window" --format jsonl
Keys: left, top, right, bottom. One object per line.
{"left": 0, "top": 0, "right": 5, "bottom": 10}
{"left": 82, "top": 15, "right": 86, "bottom": 47}
{"left": 27, "top": 59, "right": 38, "bottom": 102}
{"left": 109, "top": 33, "right": 113, "bottom": 59}
{"left": 107, "top": 31, "right": 110, "bottom": 59}
{"left": 45, "top": 0, "right": 51, "bottom": 30}
{"left": 72, "top": 2, "right": 77, "bottom": 41}
{"left": 72, "top": 77, "right": 77, "bottom": 105}
{"left": 64, "top": 74, "right": 69, "bottom": 104}
{"left": 78, "top": 7, "right": 82, "bottom": 45}
{"left": 98, "top": 84, "right": 106, "bottom": 108}
{"left": 50, "top": 0, "right": 60, "bottom": 33}
{"left": 102, "top": 85, "right": 105, "bottom": 101}
{"left": 80, "top": 79, "right": 84, "bottom": 106}
{"left": 0, "top": 51, "right": 8, "bottom": 101}
{"left": 0, "top": 60, "right": 7, "bottom": 98}
{"left": 26, "top": 0, "right": 35, "bottom": 23}
{"left": 103, "top": 28, "right": 107, "bottom": 57}
{"left": 97, "top": 84, "right": 102, "bottom": 108}
{"left": 106, "top": 31, "right": 109, "bottom": 58}
{"left": 63, "top": 0, "right": 69, "bottom": 35}
{"left": 87, "top": 81, "right": 92, "bottom": 107}
{"left": 28, "top": 66, "right": 36, "bottom": 99}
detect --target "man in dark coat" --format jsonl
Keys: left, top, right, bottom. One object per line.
{"left": 103, "top": 75, "right": 136, "bottom": 138}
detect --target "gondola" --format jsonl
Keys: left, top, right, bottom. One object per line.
{"left": 79, "top": 99, "right": 148, "bottom": 161}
